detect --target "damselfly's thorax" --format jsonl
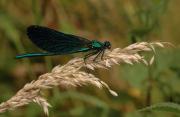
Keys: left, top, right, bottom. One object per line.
{"left": 88, "top": 40, "right": 111, "bottom": 50}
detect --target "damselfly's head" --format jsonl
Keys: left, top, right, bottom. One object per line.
{"left": 104, "top": 41, "right": 111, "bottom": 49}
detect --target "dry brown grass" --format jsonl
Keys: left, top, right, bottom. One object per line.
{"left": 0, "top": 42, "right": 170, "bottom": 116}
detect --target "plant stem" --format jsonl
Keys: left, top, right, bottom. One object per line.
{"left": 146, "top": 64, "right": 153, "bottom": 106}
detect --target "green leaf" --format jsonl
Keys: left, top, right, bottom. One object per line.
{"left": 139, "top": 102, "right": 180, "bottom": 114}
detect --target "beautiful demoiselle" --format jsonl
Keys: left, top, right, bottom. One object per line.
{"left": 16, "top": 25, "right": 111, "bottom": 61}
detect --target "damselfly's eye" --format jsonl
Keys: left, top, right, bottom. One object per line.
{"left": 104, "top": 41, "right": 111, "bottom": 49}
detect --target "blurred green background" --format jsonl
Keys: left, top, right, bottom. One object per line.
{"left": 0, "top": 0, "right": 180, "bottom": 117}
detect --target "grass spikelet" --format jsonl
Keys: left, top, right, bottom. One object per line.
{"left": 0, "top": 42, "right": 169, "bottom": 115}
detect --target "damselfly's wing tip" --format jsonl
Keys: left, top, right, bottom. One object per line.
{"left": 26, "top": 25, "right": 43, "bottom": 41}
{"left": 27, "top": 25, "right": 38, "bottom": 29}
{"left": 27, "top": 25, "right": 35, "bottom": 36}
{"left": 27, "top": 25, "right": 38, "bottom": 33}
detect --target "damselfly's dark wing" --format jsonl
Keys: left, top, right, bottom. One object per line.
{"left": 27, "top": 25, "right": 91, "bottom": 54}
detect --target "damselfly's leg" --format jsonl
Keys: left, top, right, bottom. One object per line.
{"left": 101, "top": 50, "right": 105, "bottom": 60}
{"left": 93, "top": 50, "right": 103, "bottom": 61}
{"left": 84, "top": 51, "right": 98, "bottom": 63}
